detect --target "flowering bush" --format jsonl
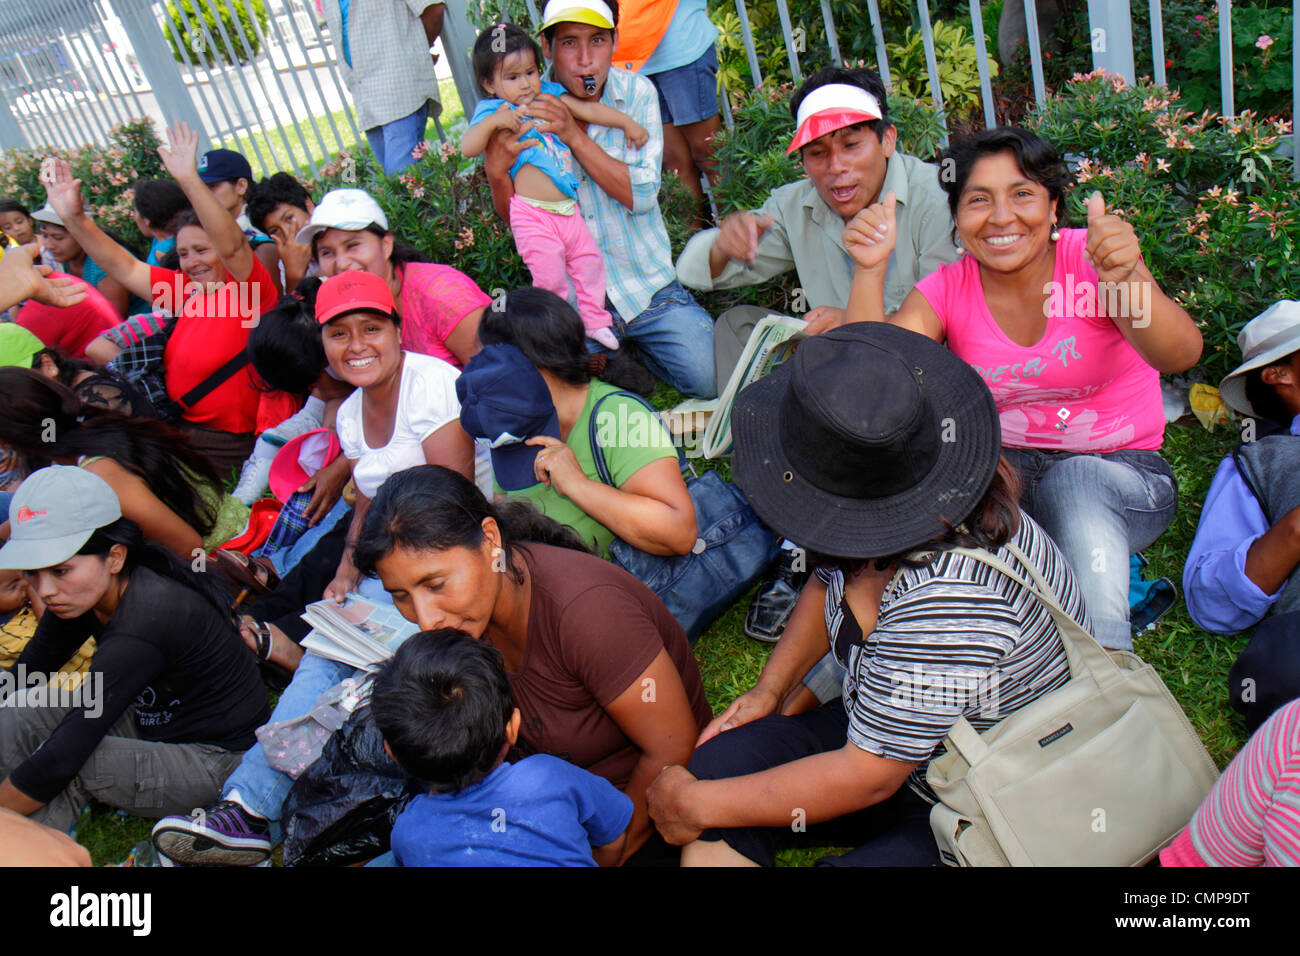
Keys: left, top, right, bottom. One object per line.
{"left": 0, "top": 119, "right": 162, "bottom": 252}
{"left": 1029, "top": 71, "right": 1298, "bottom": 381}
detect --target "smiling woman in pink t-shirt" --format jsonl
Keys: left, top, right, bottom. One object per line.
{"left": 840, "top": 126, "right": 1202, "bottom": 650}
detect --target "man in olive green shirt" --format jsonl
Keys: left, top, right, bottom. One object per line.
{"left": 675, "top": 66, "right": 959, "bottom": 385}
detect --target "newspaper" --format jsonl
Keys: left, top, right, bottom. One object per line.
{"left": 672, "top": 313, "right": 807, "bottom": 459}
{"left": 300, "top": 595, "right": 421, "bottom": 670}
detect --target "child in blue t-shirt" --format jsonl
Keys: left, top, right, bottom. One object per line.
{"left": 461, "top": 23, "right": 648, "bottom": 352}
{"left": 371, "top": 628, "right": 632, "bottom": 867}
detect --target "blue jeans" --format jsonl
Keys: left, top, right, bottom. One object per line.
{"left": 365, "top": 103, "right": 429, "bottom": 175}
{"left": 1002, "top": 447, "right": 1177, "bottom": 652}
{"left": 609, "top": 281, "right": 717, "bottom": 399}
{"left": 263, "top": 498, "right": 350, "bottom": 578}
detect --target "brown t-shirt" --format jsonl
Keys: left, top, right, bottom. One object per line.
{"left": 506, "top": 543, "right": 711, "bottom": 790}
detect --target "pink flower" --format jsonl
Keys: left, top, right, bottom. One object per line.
{"left": 411, "top": 140, "right": 430, "bottom": 161}
{"left": 438, "top": 142, "right": 457, "bottom": 163}
{"left": 1155, "top": 157, "right": 1171, "bottom": 173}
{"left": 454, "top": 227, "right": 474, "bottom": 250}
{"left": 1223, "top": 188, "right": 1239, "bottom": 206}
{"left": 1255, "top": 34, "right": 1274, "bottom": 51}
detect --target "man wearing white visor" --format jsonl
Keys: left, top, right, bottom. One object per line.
{"left": 677, "top": 67, "right": 958, "bottom": 647}
{"left": 484, "top": 0, "right": 719, "bottom": 399}
{"left": 676, "top": 67, "right": 958, "bottom": 386}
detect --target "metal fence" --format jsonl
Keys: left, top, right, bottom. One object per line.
{"left": 1, "top": 0, "right": 1296, "bottom": 183}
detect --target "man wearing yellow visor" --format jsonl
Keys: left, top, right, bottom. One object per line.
{"left": 485, "top": 0, "right": 720, "bottom": 400}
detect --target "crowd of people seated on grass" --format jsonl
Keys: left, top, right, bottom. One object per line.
{"left": 0, "top": 0, "right": 1297, "bottom": 868}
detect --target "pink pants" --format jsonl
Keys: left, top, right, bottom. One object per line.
{"left": 508, "top": 194, "right": 613, "bottom": 334}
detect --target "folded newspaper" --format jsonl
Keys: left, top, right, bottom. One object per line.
{"left": 670, "top": 313, "right": 807, "bottom": 459}
{"left": 300, "top": 595, "right": 421, "bottom": 670}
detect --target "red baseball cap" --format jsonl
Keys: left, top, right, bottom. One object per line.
{"left": 314, "top": 270, "right": 397, "bottom": 325}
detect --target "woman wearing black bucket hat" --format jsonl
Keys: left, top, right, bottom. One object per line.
{"left": 646, "top": 322, "right": 1094, "bottom": 866}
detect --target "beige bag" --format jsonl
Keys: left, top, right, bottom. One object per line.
{"left": 925, "top": 543, "right": 1219, "bottom": 867}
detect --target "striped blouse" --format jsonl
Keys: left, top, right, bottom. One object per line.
{"left": 819, "top": 512, "right": 1089, "bottom": 799}
{"left": 1160, "top": 699, "right": 1300, "bottom": 866}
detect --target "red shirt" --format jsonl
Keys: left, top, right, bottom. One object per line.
{"left": 14, "top": 275, "right": 119, "bottom": 359}
{"left": 150, "top": 257, "right": 279, "bottom": 433}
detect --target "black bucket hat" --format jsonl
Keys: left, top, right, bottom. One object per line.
{"left": 732, "top": 322, "right": 1001, "bottom": 559}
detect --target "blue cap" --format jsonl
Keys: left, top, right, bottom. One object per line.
{"left": 457, "top": 345, "right": 561, "bottom": 491}
{"left": 197, "top": 148, "right": 253, "bottom": 184}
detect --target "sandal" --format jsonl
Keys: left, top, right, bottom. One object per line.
{"left": 242, "top": 618, "right": 294, "bottom": 691}
{"left": 212, "top": 549, "right": 280, "bottom": 605}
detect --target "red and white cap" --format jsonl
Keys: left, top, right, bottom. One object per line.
{"left": 787, "top": 83, "right": 884, "bottom": 154}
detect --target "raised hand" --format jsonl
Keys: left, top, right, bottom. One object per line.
{"left": 38, "top": 158, "right": 86, "bottom": 222}
{"left": 842, "top": 191, "right": 897, "bottom": 272}
{"left": 1084, "top": 191, "right": 1143, "bottom": 285}
{"left": 156, "top": 120, "right": 201, "bottom": 182}
{"left": 714, "top": 211, "right": 776, "bottom": 268}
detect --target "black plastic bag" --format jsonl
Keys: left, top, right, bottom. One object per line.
{"left": 282, "top": 703, "right": 417, "bottom": 866}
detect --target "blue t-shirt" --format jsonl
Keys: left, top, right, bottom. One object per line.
{"left": 468, "top": 81, "right": 580, "bottom": 199}
{"left": 641, "top": 0, "right": 719, "bottom": 75}
{"left": 147, "top": 235, "right": 176, "bottom": 266}
{"left": 390, "top": 754, "right": 633, "bottom": 867}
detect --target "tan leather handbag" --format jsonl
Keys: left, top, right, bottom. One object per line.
{"left": 926, "top": 544, "right": 1220, "bottom": 866}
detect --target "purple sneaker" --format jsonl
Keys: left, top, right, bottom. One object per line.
{"left": 152, "top": 800, "right": 272, "bottom": 866}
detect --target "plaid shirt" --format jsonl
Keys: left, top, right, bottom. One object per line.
{"left": 570, "top": 67, "right": 675, "bottom": 322}
{"left": 322, "top": 0, "right": 441, "bottom": 130}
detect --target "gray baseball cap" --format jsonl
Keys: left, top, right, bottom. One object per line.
{"left": 0, "top": 466, "right": 122, "bottom": 571}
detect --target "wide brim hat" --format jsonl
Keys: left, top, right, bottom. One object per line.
{"left": 1219, "top": 300, "right": 1300, "bottom": 418}
{"left": 732, "top": 322, "right": 1001, "bottom": 559}
{"left": 0, "top": 465, "right": 122, "bottom": 571}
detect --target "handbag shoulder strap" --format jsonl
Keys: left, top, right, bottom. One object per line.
{"left": 176, "top": 350, "right": 250, "bottom": 411}
{"left": 948, "top": 541, "right": 1121, "bottom": 682}
{"left": 587, "top": 389, "right": 688, "bottom": 488}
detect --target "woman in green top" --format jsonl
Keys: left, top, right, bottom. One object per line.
{"left": 477, "top": 288, "right": 697, "bottom": 558}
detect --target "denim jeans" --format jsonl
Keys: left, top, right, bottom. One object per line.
{"left": 1002, "top": 447, "right": 1177, "bottom": 651}
{"left": 264, "top": 498, "right": 350, "bottom": 578}
{"left": 365, "top": 103, "right": 429, "bottom": 175}
{"left": 609, "top": 281, "right": 718, "bottom": 399}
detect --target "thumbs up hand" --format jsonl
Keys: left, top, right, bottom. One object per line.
{"left": 1084, "top": 191, "right": 1143, "bottom": 285}
{"left": 843, "top": 191, "right": 898, "bottom": 272}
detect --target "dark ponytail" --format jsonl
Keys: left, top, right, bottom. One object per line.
{"left": 353, "top": 466, "right": 590, "bottom": 584}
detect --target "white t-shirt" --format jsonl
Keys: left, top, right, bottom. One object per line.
{"left": 336, "top": 351, "right": 491, "bottom": 498}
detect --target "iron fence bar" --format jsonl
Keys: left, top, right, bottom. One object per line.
{"left": 916, "top": 0, "right": 948, "bottom": 146}
{"left": 74, "top": 25, "right": 132, "bottom": 131}
{"left": 773, "top": 0, "right": 802, "bottom": 84}
{"left": 67, "top": 26, "right": 124, "bottom": 142}
{"left": 0, "top": 40, "right": 66, "bottom": 152}
{"left": 1023, "top": 0, "right": 1047, "bottom": 110}
{"left": 204, "top": 0, "right": 293, "bottom": 177}
{"left": 1293, "top": 0, "right": 1297, "bottom": 181}
{"left": 718, "top": 36, "right": 734, "bottom": 132}
{"left": 223, "top": 2, "right": 316, "bottom": 176}
{"left": 14, "top": 4, "right": 88, "bottom": 149}
{"left": 253, "top": 8, "right": 325, "bottom": 174}
{"left": 171, "top": 0, "right": 272, "bottom": 174}
{"left": 299, "top": 1, "right": 361, "bottom": 148}
{"left": 820, "top": 0, "right": 842, "bottom": 67}
{"left": 95, "top": 10, "right": 154, "bottom": 124}
{"left": 1149, "top": 0, "right": 1166, "bottom": 86}
{"left": 523, "top": 0, "right": 540, "bottom": 29}
{"left": 1217, "top": 0, "right": 1233, "bottom": 117}
{"left": 158, "top": 1, "right": 235, "bottom": 151}
{"left": 264, "top": 0, "right": 342, "bottom": 168}
{"left": 734, "top": 0, "right": 763, "bottom": 89}
{"left": 39, "top": 6, "right": 108, "bottom": 147}
{"left": 969, "top": 0, "right": 997, "bottom": 128}
{"left": 864, "top": 0, "right": 891, "bottom": 87}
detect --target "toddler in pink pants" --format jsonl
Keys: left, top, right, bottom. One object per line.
{"left": 462, "top": 23, "right": 648, "bottom": 351}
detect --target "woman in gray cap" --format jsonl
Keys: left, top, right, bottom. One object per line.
{"left": 0, "top": 466, "right": 268, "bottom": 834}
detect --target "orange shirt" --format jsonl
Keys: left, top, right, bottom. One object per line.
{"left": 611, "top": 0, "right": 680, "bottom": 72}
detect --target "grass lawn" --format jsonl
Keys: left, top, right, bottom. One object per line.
{"left": 74, "top": 408, "right": 1251, "bottom": 866}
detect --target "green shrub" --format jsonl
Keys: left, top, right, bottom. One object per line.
{"left": 1028, "top": 71, "right": 1298, "bottom": 381}
{"left": 886, "top": 19, "right": 999, "bottom": 123}
{"left": 164, "top": 0, "right": 269, "bottom": 68}
{"left": 0, "top": 119, "right": 163, "bottom": 252}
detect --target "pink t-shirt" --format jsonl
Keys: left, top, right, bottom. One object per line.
{"left": 397, "top": 262, "right": 491, "bottom": 369}
{"left": 914, "top": 228, "right": 1164, "bottom": 452}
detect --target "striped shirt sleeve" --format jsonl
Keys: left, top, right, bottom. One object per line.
{"left": 1164, "top": 699, "right": 1300, "bottom": 866}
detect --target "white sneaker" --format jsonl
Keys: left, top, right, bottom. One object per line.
{"left": 232, "top": 455, "right": 273, "bottom": 505}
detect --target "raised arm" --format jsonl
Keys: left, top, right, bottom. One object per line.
{"left": 839, "top": 194, "right": 944, "bottom": 340}
{"left": 461, "top": 103, "right": 522, "bottom": 159}
{"left": 39, "top": 160, "right": 153, "bottom": 301}
{"left": 0, "top": 243, "right": 87, "bottom": 312}
{"left": 560, "top": 95, "right": 648, "bottom": 148}
{"left": 526, "top": 93, "right": 635, "bottom": 210}
{"left": 157, "top": 122, "right": 255, "bottom": 282}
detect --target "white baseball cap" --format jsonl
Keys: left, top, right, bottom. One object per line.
{"left": 31, "top": 204, "right": 65, "bottom": 227}
{"left": 295, "top": 189, "right": 389, "bottom": 245}
{"left": 0, "top": 466, "right": 122, "bottom": 571}
{"left": 539, "top": 0, "right": 615, "bottom": 31}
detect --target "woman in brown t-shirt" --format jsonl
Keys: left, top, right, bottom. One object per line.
{"left": 353, "top": 465, "right": 711, "bottom": 864}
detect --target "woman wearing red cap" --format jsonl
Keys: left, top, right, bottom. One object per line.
{"left": 39, "top": 123, "right": 295, "bottom": 474}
